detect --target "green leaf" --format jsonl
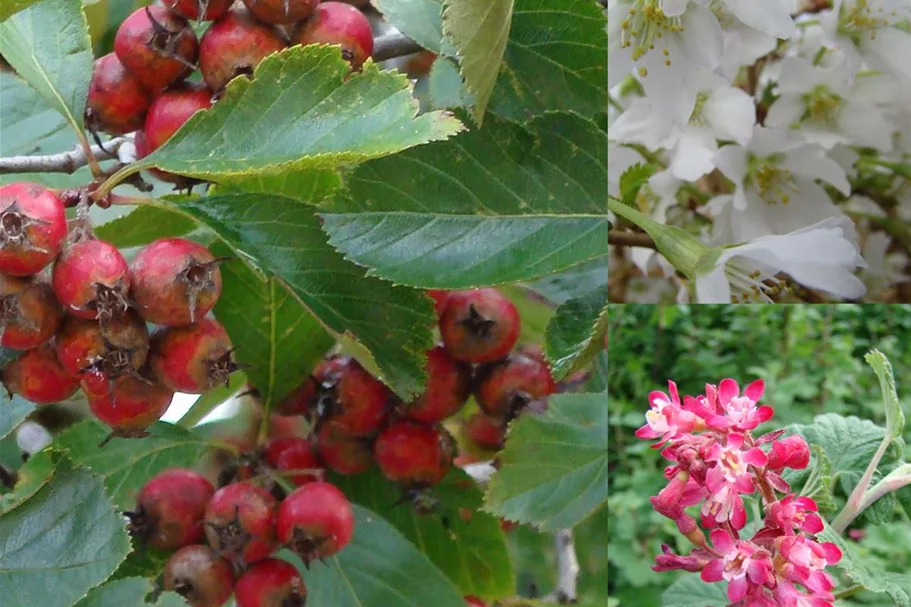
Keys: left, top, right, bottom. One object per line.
{"left": 176, "top": 371, "right": 248, "bottom": 429}
{"left": 441, "top": 0, "right": 514, "bottom": 123}
{"left": 0, "top": 0, "right": 93, "bottom": 137}
{"left": 586, "top": 349, "right": 607, "bottom": 393}
{"left": 792, "top": 445, "right": 837, "bottom": 514}
{"left": 0, "top": 393, "right": 33, "bottom": 441}
{"left": 333, "top": 468, "right": 514, "bottom": 598}
{"left": 0, "top": 0, "right": 40, "bottom": 22}
{"left": 661, "top": 576, "right": 728, "bottom": 607}
{"left": 486, "top": 391, "right": 608, "bottom": 530}
{"left": 94, "top": 206, "right": 197, "bottom": 250}
{"left": 52, "top": 420, "right": 214, "bottom": 509}
{"left": 619, "top": 163, "right": 656, "bottom": 208}
{"left": 220, "top": 170, "right": 343, "bottom": 205}
{"left": 322, "top": 213, "right": 608, "bottom": 289}
{"left": 545, "top": 285, "right": 608, "bottom": 380}
{"left": 526, "top": 258, "right": 609, "bottom": 305}
{"left": 488, "top": 0, "right": 608, "bottom": 121}
{"left": 0, "top": 456, "right": 131, "bottom": 607}
{"left": 0, "top": 450, "right": 56, "bottom": 513}
{"left": 134, "top": 45, "right": 462, "bottom": 182}
{"left": 428, "top": 56, "right": 474, "bottom": 110}
{"left": 373, "top": 0, "right": 449, "bottom": 54}
{"left": 75, "top": 577, "right": 186, "bottom": 607}
{"left": 291, "top": 504, "right": 467, "bottom": 607}
{"left": 865, "top": 349, "right": 905, "bottom": 440}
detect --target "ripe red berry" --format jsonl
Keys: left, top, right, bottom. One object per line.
{"left": 143, "top": 83, "right": 213, "bottom": 151}
{"left": 464, "top": 597, "right": 486, "bottom": 607}
{"left": 263, "top": 437, "right": 323, "bottom": 486}
{"left": 439, "top": 289, "right": 520, "bottom": 363}
{"left": 85, "top": 53, "right": 153, "bottom": 136}
{"left": 234, "top": 558, "right": 306, "bottom": 607}
{"left": 163, "top": 544, "right": 235, "bottom": 607}
{"left": 128, "top": 468, "right": 215, "bottom": 550}
{"left": 2, "top": 343, "right": 79, "bottom": 404}
{"left": 273, "top": 376, "right": 317, "bottom": 416}
{"left": 52, "top": 239, "right": 131, "bottom": 321}
{"left": 130, "top": 238, "right": 224, "bottom": 326}
{"left": 276, "top": 481, "right": 354, "bottom": 564}
{"left": 114, "top": 6, "right": 199, "bottom": 91}
{"left": 0, "top": 275, "right": 61, "bottom": 350}
{"left": 402, "top": 345, "right": 471, "bottom": 424}
{"left": 374, "top": 421, "right": 454, "bottom": 488}
{"left": 293, "top": 2, "right": 374, "bottom": 70}
{"left": 242, "top": 0, "right": 318, "bottom": 24}
{"left": 474, "top": 352, "right": 555, "bottom": 419}
{"left": 163, "top": 0, "right": 234, "bottom": 21}
{"left": 83, "top": 371, "right": 174, "bottom": 440}
{"left": 427, "top": 289, "right": 449, "bottom": 316}
{"left": 463, "top": 412, "right": 506, "bottom": 450}
{"left": 315, "top": 421, "right": 374, "bottom": 475}
{"left": 0, "top": 182, "right": 67, "bottom": 277}
{"left": 204, "top": 481, "right": 279, "bottom": 565}
{"left": 309, "top": 355, "right": 392, "bottom": 435}
{"left": 55, "top": 311, "right": 150, "bottom": 379}
{"left": 199, "top": 7, "right": 287, "bottom": 92}
{"left": 149, "top": 318, "right": 237, "bottom": 393}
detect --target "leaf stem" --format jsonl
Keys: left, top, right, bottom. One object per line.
{"left": 830, "top": 436, "right": 891, "bottom": 533}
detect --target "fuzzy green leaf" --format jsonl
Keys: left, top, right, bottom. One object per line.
{"left": 865, "top": 349, "right": 905, "bottom": 440}
{"left": 661, "top": 576, "right": 728, "bottom": 607}
{"left": 0, "top": 0, "right": 41, "bottom": 22}
{"left": 619, "top": 163, "right": 656, "bottom": 208}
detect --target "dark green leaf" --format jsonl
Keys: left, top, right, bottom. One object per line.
{"left": 545, "top": 285, "right": 608, "bottom": 380}
{"left": 73, "top": 577, "right": 158, "bottom": 607}
{"left": 525, "top": 258, "right": 608, "bottom": 305}
{"left": 220, "top": 170, "right": 343, "bottom": 204}
{"left": 619, "top": 163, "right": 656, "bottom": 208}
{"left": 109, "top": 541, "right": 172, "bottom": 582}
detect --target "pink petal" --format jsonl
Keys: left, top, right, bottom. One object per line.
{"left": 727, "top": 433, "right": 745, "bottom": 449}
{"left": 710, "top": 528, "right": 735, "bottom": 553}
{"left": 803, "top": 513, "right": 824, "bottom": 534}
{"left": 701, "top": 558, "right": 725, "bottom": 582}
{"left": 733, "top": 475, "right": 755, "bottom": 494}
{"left": 744, "top": 378, "right": 765, "bottom": 401}
{"left": 821, "top": 542, "right": 842, "bottom": 564}
{"left": 648, "top": 390, "right": 671, "bottom": 408}
{"left": 795, "top": 496, "right": 819, "bottom": 512}
{"left": 719, "top": 378, "right": 739, "bottom": 404}
{"left": 744, "top": 447, "right": 769, "bottom": 467}
{"left": 731, "top": 499, "right": 747, "bottom": 529}
{"left": 635, "top": 425, "right": 660, "bottom": 439}
{"left": 727, "top": 577, "right": 748, "bottom": 602}
{"left": 747, "top": 559, "right": 770, "bottom": 584}
{"left": 756, "top": 405, "right": 774, "bottom": 423}
{"left": 668, "top": 380, "right": 680, "bottom": 404}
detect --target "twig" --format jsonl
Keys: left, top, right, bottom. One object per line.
{"left": 544, "top": 529, "right": 580, "bottom": 604}
{"left": 373, "top": 30, "right": 424, "bottom": 62}
{"left": 609, "top": 230, "right": 657, "bottom": 249}
{"left": 0, "top": 135, "right": 131, "bottom": 175}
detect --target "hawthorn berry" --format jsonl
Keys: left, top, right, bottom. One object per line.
{"left": 234, "top": 558, "right": 306, "bottom": 607}
{"left": 374, "top": 421, "right": 454, "bottom": 488}
{"left": 85, "top": 53, "right": 153, "bottom": 136}
{"left": 272, "top": 376, "right": 318, "bottom": 416}
{"left": 163, "top": 544, "right": 235, "bottom": 607}
{"left": 54, "top": 311, "right": 149, "bottom": 379}
{"left": 463, "top": 412, "right": 507, "bottom": 450}
{"left": 427, "top": 289, "right": 449, "bottom": 316}
{"left": 263, "top": 437, "right": 323, "bottom": 486}
{"left": 464, "top": 597, "right": 486, "bottom": 607}
{"left": 242, "top": 0, "right": 318, "bottom": 25}
{"left": 52, "top": 239, "right": 132, "bottom": 322}
{"left": 143, "top": 83, "right": 213, "bottom": 151}
{"left": 276, "top": 481, "right": 354, "bottom": 564}
{"left": 0, "top": 182, "right": 67, "bottom": 277}
{"left": 130, "top": 238, "right": 224, "bottom": 326}
{"left": 473, "top": 351, "right": 555, "bottom": 420}
{"left": 149, "top": 318, "right": 237, "bottom": 393}
{"left": 128, "top": 468, "right": 215, "bottom": 550}
{"left": 83, "top": 371, "right": 174, "bottom": 440}
{"left": 198, "top": 7, "right": 287, "bottom": 92}
{"left": 305, "top": 355, "right": 393, "bottom": 435}
{"left": 204, "top": 481, "right": 279, "bottom": 565}
{"left": 293, "top": 2, "right": 374, "bottom": 70}
{"left": 114, "top": 6, "right": 199, "bottom": 91}
{"left": 439, "top": 289, "right": 520, "bottom": 363}
{"left": 163, "top": 0, "right": 234, "bottom": 21}
{"left": 2, "top": 343, "right": 79, "bottom": 405}
{"left": 402, "top": 345, "right": 471, "bottom": 424}
{"left": 315, "top": 421, "right": 374, "bottom": 475}
{"left": 0, "top": 275, "right": 61, "bottom": 350}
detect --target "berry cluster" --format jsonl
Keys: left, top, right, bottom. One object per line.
{"left": 636, "top": 378, "right": 843, "bottom": 607}
{"left": 1, "top": 181, "right": 233, "bottom": 442}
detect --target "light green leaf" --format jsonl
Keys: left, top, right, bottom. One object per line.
{"left": 333, "top": 468, "right": 514, "bottom": 598}
{"left": 108, "top": 541, "right": 172, "bottom": 582}
{"left": 485, "top": 391, "right": 608, "bottom": 530}
{"left": 545, "top": 285, "right": 608, "bottom": 380}
{"left": 94, "top": 206, "right": 197, "bottom": 250}
{"left": 176, "top": 371, "right": 248, "bottom": 429}
{"left": 0, "top": 391, "right": 33, "bottom": 441}
{"left": 0, "top": 450, "right": 56, "bottom": 513}
{"left": 619, "top": 163, "right": 656, "bottom": 208}
{"left": 526, "top": 258, "right": 608, "bottom": 305}
{"left": 0, "top": 0, "right": 40, "bottom": 22}
{"left": 220, "top": 170, "right": 343, "bottom": 205}
{"left": 865, "top": 349, "right": 905, "bottom": 440}
{"left": 373, "top": 0, "right": 449, "bottom": 54}
{"left": 661, "top": 576, "right": 728, "bottom": 607}
{"left": 76, "top": 576, "right": 186, "bottom": 607}
{"left": 428, "top": 56, "right": 474, "bottom": 110}
{"left": 0, "top": 456, "right": 131, "bottom": 607}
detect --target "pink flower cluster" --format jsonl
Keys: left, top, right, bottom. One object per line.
{"left": 637, "top": 378, "right": 843, "bottom": 606}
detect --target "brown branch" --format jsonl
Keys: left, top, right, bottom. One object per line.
{"left": 609, "top": 230, "right": 657, "bottom": 249}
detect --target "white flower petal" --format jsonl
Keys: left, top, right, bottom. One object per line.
{"left": 713, "top": 144, "right": 748, "bottom": 184}
{"left": 724, "top": 0, "right": 797, "bottom": 39}
{"left": 704, "top": 86, "right": 756, "bottom": 145}
{"left": 670, "top": 125, "right": 717, "bottom": 180}
{"left": 764, "top": 95, "right": 804, "bottom": 129}
{"left": 784, "top": 148, "right": 851, "bottom": 195}
{"left": 695, "top": 267, "right": 733, "bottom": 303}
{"left": 862, "top": 27, "right": 911, "bottom": 84}
{"left": 679, "top": 3, "right": 724, "bottom": 71}
{"left": 837, "top": 101, "right": 894, "bottom": 152}
{"left": 661, "top": 0, "right": 691, "bottom": 17}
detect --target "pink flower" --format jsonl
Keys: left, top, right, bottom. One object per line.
{"left": 767, "top": 496, "right": 824, "bottom": 535}
{"left": 706, "top": 378, "right": 773, "bottom": 432}
{"left": 701, "top": 529, "right": 774, "bottom": 603}
{"left": 773, "top": 579, "right": 836, "bottom": 607}
{"left": 705, "top": 433, "right": 768, "bottom": 494}
{"left": 778, "top": 535, "right": 842, "bottom": 596}
{"left": 635, "top": 381, "right": 698, "bottom": 446}
{"left": 701, "top": 483, "right": 748, "bottom": 529}
{"left": 767, "top": 435, "right": 811, "bottom": 471}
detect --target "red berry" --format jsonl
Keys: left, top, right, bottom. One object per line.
{"left": 242, "top": 0, "right": 318, "bottom": 24}
{"left": 2, "top": 343, "right": 79, "bottom": 404}
{"left": 85, "top": 53, "right": 153, "bottom": 136}
{"left": 134, "top": 120, "right": 196, "bottom": 187}
{"left": 199, "top": 7, "right": 287, "bottom": 92}
{"left": 464, "top": 597, "right": 486, "bottom": 607}
{"left": 273, "top": 376, "right": 316, "bottom": 416}
{"left": 463, "top": 412, "right": 506, "bottom": 450}
{"left": 55, "top": 311, "right": 150, "bottom": 378}
{"left": 276, "top": 481, "right": 354, "bottom": 564}
{"left": 143, "top": 83, "right": 214, "bottom": 151}
{"left": 308, "top": 355, "right": 392, "bottom": 435}
{"left": 0, "top": 182, "right": 67, "bottom": 276}
{"left": 0, "top": 275, "right": 61, "bottom": 350}
{"left": 114, "top": 6, "right": 199, "bottom": 91}
{"left": 263, "top": 437, "right": 323, "bottom": 486}
{"left": 439, "top": 289, "right": 520, "bottom": 363}
{"left": 130, "top": 238, "right": 224, "bottom": 326}
{"left": 163, "top": 0, "right": 234, "bottom": 21}
{"left": 234, "top": 558, "right": 306, "bottom": 607}
{"left": 315, "top": 421, "right": 374, "bottom": 475}
{"left": 129, "top": 468, "right": 215, "bottom": 550}
{"left": 374, "top": 421, "right": 454, "bottom": 488}
{"left": 474, "top": 352, "right": 555, "bottom": 419}
{"left": 293, "top": 2, "right": 374, "bottom": 70}
{"left": 163, "top": 544, "right": 235, "bottom": 607}
{"left": 204, "top": 481, "right": 279, "bottom": 565}
{"left": 52, "top": 239, "right": 131, "bottom": 321}
{"left": 83, "top": 371, "right": 174, "bottom": 440}
{"left": 428, "top": 289, "right": 449, "bottom": 316}
{"left": 402, "top": 345, "right": 471, "bottom": 424}
{"left": 149, "top": 318, "right": 236, "bottom": 393}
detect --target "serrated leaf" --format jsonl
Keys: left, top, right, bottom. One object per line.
{"left": 428, "top": 56, "right": 474, "bottom": 110}
{"left": 661, "top": 576, "right": 728, "bottom": 607}
{"left": 587, "top": 349, "right": 607, "bottom": 393}
{"left": 0, "top": 449, "right": 57, "bottom": 513}
{"left": 486, "top": 391, "right": 607, "bottom": 530}
{"left": 0, "top": 0, "right": 40, "bottom": 22}
{"left": 0, "top": 457, "right": 131, "bottom": 607}
{"left": 333, "top": 468, "right": 514, "bottom": 598}
{"left": 545, "top": 285, "right": 607, "bottom": 380}
{"left": 73, "top": 577, "right": 153, "bottom": 607}
{"left": 109, "top": 540, "right": 172, "bottom": 582}
{"left": 94, "top": 206, "right": 197, "bottom": 250}
{"left": 132, "top": 45, "right": 462, "bottom": 182}
{"left": 791, "top": 445, "right": 837, "bottom": 514}
{"left": 0, "top": 0, "right": 93, "bottom": 138}
{"left": 373, "top": 0, "right": 450, "bottom": 54}
{"left": 221, "top": 170, "right": 343, "bottom": 204}
{"left": 865, "top": 349, "right": 905, "bottom": 440}
{"left": 526, "top": 258, "right": 609, "bottom": 305}
{"left": 619, "top": 163, "right": 656, "bottom": 208}
{"left": 0, "top": 392, "right": 33, "bottom": 441}
{"left": 488, "top": 0, "right": 608, "bottom": 121}
{"left": 52, "top": 420, "right": 214, "bottom": 509}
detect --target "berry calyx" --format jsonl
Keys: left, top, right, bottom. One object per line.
{"left": 143, "top": 83, "right": 213, "bottom": 151}
{"left": 263, "top": 437, "right": 323, "bottom": 486}
{"left": 242, "top": 0, "right": 319, "bottom": 25}
{"left": 463, "top": 412, "right": 507, "bottom": 450}
{"left": 439, "top": 289, "right": 520, "bottom": 363}
{"left": 374, "top": 421, "right": 454, "bottom": 488}
{"left": 473, "top": 352, "right": 555, "bottom": 420}
{"left": 402, "top": 345, "right": 471, "bottom": 424}
{"left": 163, "top": 544, "right": 235, "bottom": 607}
{"left": 128, "top": 468, "right": 215, "bottom": 550}
{"left": 54, "top": 312, "right": 149, "bottom": 381}
{"left": 276, "top": 481, "right": 354, "bottom": 564}
{"left": 204, "top": 481, "right": 279, "bottom": 566}
{"left": 315, "top": 421, "right": 374, "bottom": 475}
{"left": 198, "top": 7, "right": 287, "bottom": 92}
{"left": 163, "top": 0, "right": 234, "bottom": 21}
{"left": 307, "top": 355, "right": 392, "bottom": 435}
{"left": 293, "top": 2, "right": 374, "bottom": 70}
{"left": 130, "top": 238, "right": 225, "bottom": 326}
{"left": 52, "top": 239, "right": 132, "bottom": 322}
{"left": 85, "top": 53, "right": 154, "bottom": 136}
{"left": 150, "top": 318, "right": 237, "bottom": 393}
{"left": 0, "top": 275, "right": 62, "bottom": 350}
{"left": 83, "top": 371, "right": 174, "bottom": 442}
{"left": 114, "top": 6, "right": 199, "bottom": 91}
{"left": 234, "top": 558, "right": 306, "bottom": 607}
{"left": 2, "top": 343, "right": 79, "bottom": 405}
{"left": 0, "top": 182, "right": 67, "bottom": 277}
